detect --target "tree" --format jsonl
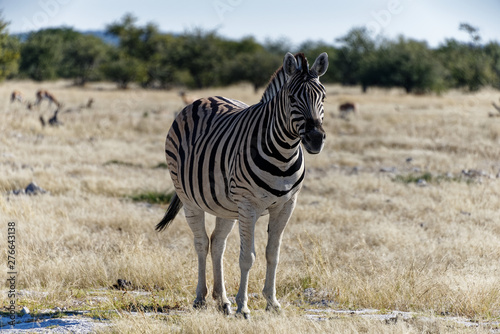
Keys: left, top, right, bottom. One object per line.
{"left": 263, "top": 37, "right": 293, "bottom": 56}
{"left": 434, "top": 23, "right": 496, "bottom": 92}
{"left": 19, "top": 33, "right": 62, "bottom": 81}
{"left": 459, "top": 23, "right": 481, "bottom": 46}
{"left": 174, "top": 29, "right": 226, "bottom": 88}
{"left": 62, "top": 34, "right": 110, "bottom": 85}
{"left": 437, "top": 38, "right": 495, "bottom": 92}
{"left": 360, "top": 37, "right": 446, "bottom": 93}
{"left": 141, "top": 34, "right": 178, "bottom": 88}
{"left": 334, "top": 27, "right": 376, "bottom": 87}
{"left": 105, "top": 13, "right": 182, "bottom": 88}
{"left": 0, "top": 17, "right": 20, "bottom": 80}
{"left": 18, "top": 28, "right": 79, "bottom": 81}
{"left": 100, "top": 51, "right": 147, "bottom": 89}
{"left": 106, "top": 13, "right": 162, "bottom": 62}
{"left": 484, "top": 42, "right": 500, "bottom": 89}
{"left": 224, "top": 51, "right": 282, "bottom": 92}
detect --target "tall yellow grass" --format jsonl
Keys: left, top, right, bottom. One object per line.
{"left": 1, "top": 80, "right": 499, "bottom": 332}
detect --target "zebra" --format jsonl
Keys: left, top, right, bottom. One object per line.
{"left": 156, "top": 52, "right": 328, "bottom": 318}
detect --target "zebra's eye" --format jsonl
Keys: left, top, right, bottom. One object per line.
{"left": 289, "top": 96, "right": 297, "bottom": 104}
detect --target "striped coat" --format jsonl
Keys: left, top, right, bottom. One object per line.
{"left": 157, "top": 52, "right": 328, "bottom": 318}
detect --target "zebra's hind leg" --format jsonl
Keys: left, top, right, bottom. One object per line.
{"left": 262, "top": 195, "right": 298, "bottom": 313}
{"left": 184, "top": 205, "right": 209, "bottom": 309}
{"left": 211, "top": 217, "right": 236, "bottom": 315}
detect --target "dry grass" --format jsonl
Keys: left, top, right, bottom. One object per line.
{"left": 1, "top": 80, "right": 500, "bottom": 332}
{"left": 97, "top": 309, "right": 494, "bottom": 334}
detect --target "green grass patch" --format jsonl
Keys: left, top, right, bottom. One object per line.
{"left": 104, "top": 160, "right": 143, "bottom": 168}
{"left": 299, "top": 275, "right": 314, "bottom": 290}
{"left": 393, "top": 172, "right": 466, "bottom": 185}
{"left": 153, "top": 162, "right": 168, "bottom": 169}
{"left": 129, "top": 190, "right": 175, "bottom": 204}
{"left": 394, "top": 172, "right": 433, "bottom": 184}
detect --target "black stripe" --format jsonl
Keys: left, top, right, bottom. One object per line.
{"left": 242, "top": 148, "right": 302, "bottom": 197}
{"left": 165, "top": 149, "right": 177, "bottom": 162}
{"left": 249, "top": 117, "right": 302, "bottom": 178}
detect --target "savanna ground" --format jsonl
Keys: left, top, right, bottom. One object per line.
{"left": 0, "top": 79, "right": 500, "bottom": 333}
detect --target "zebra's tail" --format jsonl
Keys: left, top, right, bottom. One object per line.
{"left": 156, "top": 193, "right": 183, "bottom": 232}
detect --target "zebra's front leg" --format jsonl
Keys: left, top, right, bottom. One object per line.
{"left": 211, "top": 217, "right": 236, "bottom": 315}
{"left": 184, "top": 206, "right": 209, "bottom": 309}
{"left": 263, "top": 195, "right": 297, "bottom": 312}
{"left": 235, "top": 204, "right": 259, "bottom": 319}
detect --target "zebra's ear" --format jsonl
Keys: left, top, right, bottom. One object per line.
{"left": 283, "top": 52, "right": 298, "bottom": 78}
{"left": 311, "top": 52, "right": 329, "bottom": 77}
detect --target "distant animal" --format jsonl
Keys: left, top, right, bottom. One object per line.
{"left": 179, "top": 91, "right": 197, "bottom": 106}
{"left": 48, "top": 108, "right": 62, "bottom": 126}
{"left": 492, "top": 99, "right": 500, "bottom": 113}
{"left": 40, "top": 108, "right": 62, "bottom": 127}
{"left": 35, "top": 90, "right": 61, "bottom": 108}
{"left": 156, "top": 52, "right": 329, "bottom": 319}
{"left": 11, "top": 90, "right": 35, "bottom": 110}
{"left": 339, "top": 102, "right": 358, "bottom": 119}
{"left": 488, "top": 99, "right": 500, "bottom": 117}
{"left": 10, "top": 90, "right": 24, "bottom": 103}
{"left": 85, "top": 98, "right": 94, "bottom": 109}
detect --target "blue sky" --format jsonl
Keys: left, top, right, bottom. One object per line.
{"left": 1, "top": 0, "right": 499, "bottom": 47}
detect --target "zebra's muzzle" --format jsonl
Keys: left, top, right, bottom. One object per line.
{"left": 301, "top": 127, "right": 325, "bottom": 154}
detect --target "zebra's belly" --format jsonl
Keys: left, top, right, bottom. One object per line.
{"left": 173, "top": 176, "right": 301, "bottom": 220}
{"left": 173, "top": 177, "right": 240, "bottom": 219}
{"left": 166, "top": 147, "right": 305, "bottom": 218}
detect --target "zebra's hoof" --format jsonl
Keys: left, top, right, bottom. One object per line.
{"left": 193, "top": 299, "right": 206, "bottom": 309}
{"left": 220, "top": 303, "right": 232, "bottom": 315}
{"left": 235, "top": 311, "right": 250, "bottom": 320}
{"left": 265, "top": 304, "right": 282, "bottom": 314}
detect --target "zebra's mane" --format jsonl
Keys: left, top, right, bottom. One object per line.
{"left": 260, "top": 53, "right": 309, "bottom": 104}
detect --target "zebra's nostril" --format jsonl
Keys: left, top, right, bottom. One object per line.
{"left": 302, "top": 127, "right": 325, "bottom": 154}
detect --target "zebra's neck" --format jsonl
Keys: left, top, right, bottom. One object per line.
{"left": 252, "top": 88, "right": 301, "bottom": 165}
{"left": 260, "top": 66, "right": 287, "bottom": 104}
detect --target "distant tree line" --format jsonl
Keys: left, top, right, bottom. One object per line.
{"left": 0, "top": 14, "right": 499, "bottom": 93}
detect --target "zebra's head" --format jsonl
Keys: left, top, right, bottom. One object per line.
{"left": 283, "top": 52, "right": 328, "bottom": 154}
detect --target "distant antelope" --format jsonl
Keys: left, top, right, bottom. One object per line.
{"left": 10, "top": 90, "right": 23, "bottom": 103}
{"left": 179, "top": 91, "right": 197, "bottom": 106}
{"left": 339, "top": 102, "right": 358, "bottom": 119}
{"left": 492, "top": 99, "right": 500, "bottom": 113}
{"left": 64, "top": 97, "right": 94, "bottom": 113}
{"left": 40, "top": 108, "right": 62, "bottom": 127}
{"left": 85, "top": 98, "right": 94, "bottom": 109}
{"left": 11, "top": 90, "right": 35, "bottom": 110}
{"left": 35, "top": 90, "right": 61, "bottom": 108}
{"left": 48, "top": 108, "right": 62, "bottom": 126}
